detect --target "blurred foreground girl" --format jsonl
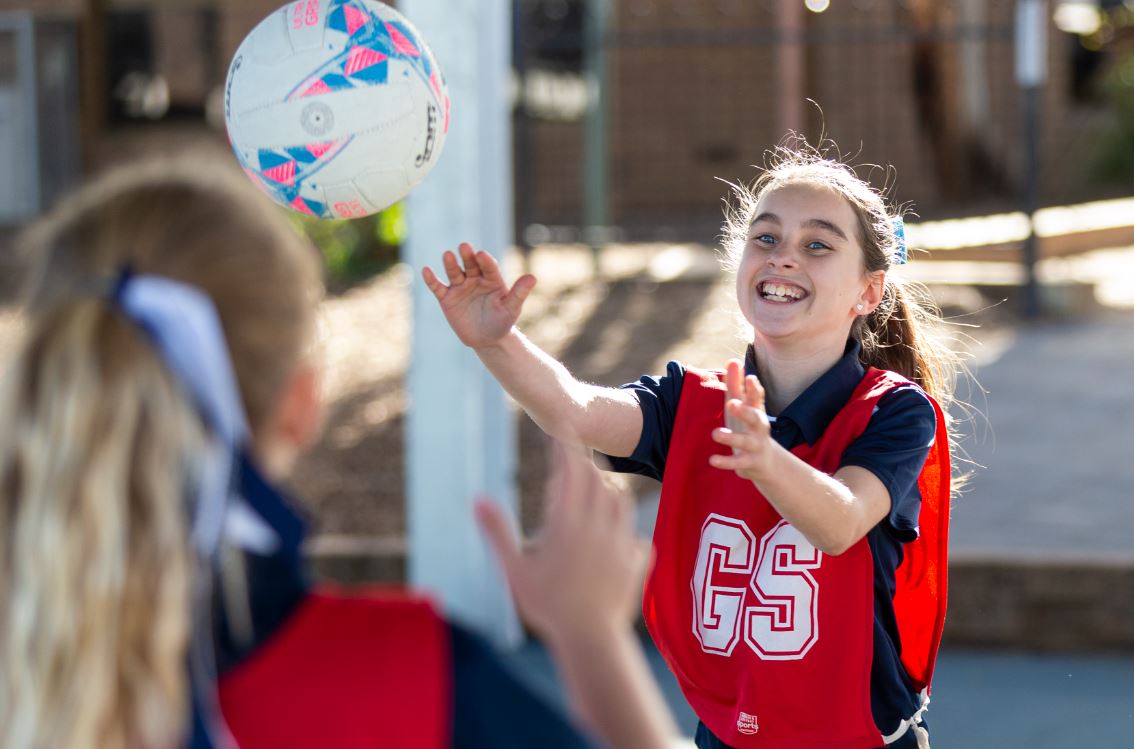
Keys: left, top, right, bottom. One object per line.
{"left": 0, "top": 158, "right": 678, "bottom": 749}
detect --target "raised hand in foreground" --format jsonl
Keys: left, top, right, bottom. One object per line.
{"left": 476, "top": 443, "right": 680, "bottom": 749}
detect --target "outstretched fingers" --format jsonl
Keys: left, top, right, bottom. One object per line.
{"left": 476, "top": 249, "right": 506, "bottom": 285}
{"left": 441, "top": 250, "right": 466, "bottom": 285}
{"left": 421, "top": 265, "right": 447, "bottom": 300}
{"left": 472, "top": 249, "right": 536, "bottom": 315}
{"left": 724, "top": 359, "right": 746, "bottom": 435}
{"left": 725, "top": 359, "right": 745, "bottom": 402}
{"left": 744, "top": 374, "right": 766, "bottom": 412}
{"left": 506, "top": 274, "right": 537, "bottom": 316}
{"left": 732, "top": 398, "right": 766, "bottom": 428}
{"left": 458, "top": 242, "right": 482, "bottom": 278}
{"left": 475, "top": 498, "right": 524, "bottom": 587}
{"left": 545, "top": 441, "right": 592, "bottom": 531}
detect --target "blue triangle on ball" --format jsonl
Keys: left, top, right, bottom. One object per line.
{"left": 257, "top": 149, "right": 288, "bottom": 170}
{"left": 287, "top": 146, "right": 319, "bottom": 165}
{"left": 319, "top": 73, "right": 354, "bottom": 92}
{"left": 348, "top": 60, "right": 388, "bottom": 84}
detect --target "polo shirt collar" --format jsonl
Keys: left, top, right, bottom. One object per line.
{"left": 744, "top": 338, "right": 866, "bottom": 445}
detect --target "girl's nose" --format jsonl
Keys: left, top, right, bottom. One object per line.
{"left": 767, "top": 243, "right": 798, "bottom": 268}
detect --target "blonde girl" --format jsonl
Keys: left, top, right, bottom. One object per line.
{"left": 0, "top": 158, "right": 677, "bottom": 749}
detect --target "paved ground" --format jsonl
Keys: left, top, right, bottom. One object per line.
{"left": 507, "top": 638, "right": 1134, "bottom": 748}
{"left": 950, "top": 310, "right": 1134, "bottom": 560}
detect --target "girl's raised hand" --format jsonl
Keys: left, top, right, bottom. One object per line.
{"left": 710, "top": 359, "right": 775, "bottom": 482}
{"left": 421, "top": 242, "right": 537, "bottom": 349}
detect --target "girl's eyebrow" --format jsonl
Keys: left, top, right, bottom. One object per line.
{"left": 749, "top": 212, "right": 848, "bottom": 241}
{"left": 803, "top": 218, "right": 848, "bottom": 240}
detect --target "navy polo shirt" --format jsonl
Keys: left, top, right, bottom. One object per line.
{"left": 604, "top": 339, "right": 937, "bottom": 748}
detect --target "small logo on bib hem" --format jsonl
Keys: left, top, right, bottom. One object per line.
{"left": 737, "top": 711, "right": 759, "bottom": 735}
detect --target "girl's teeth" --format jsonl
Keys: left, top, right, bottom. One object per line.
{"left": 762, "top": 283, "right": 800, "bottom": 300}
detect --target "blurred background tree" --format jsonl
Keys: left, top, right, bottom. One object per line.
{"left": 291, "top": 202, "right": 407, "bottom": 289}
{"left": 1072, "top": 1, "right": 1134, "bottom": 184}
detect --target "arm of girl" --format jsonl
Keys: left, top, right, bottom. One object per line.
{"left": 422, "top": 243, "right": 642, "bottom": 457}
{"left": 709, "top": 360, "right": 891, "bottom": 556}
{"left": 476, "top": 443, "right": 681, "bottom": 749}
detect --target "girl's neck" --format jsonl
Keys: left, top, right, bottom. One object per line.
{"left": 750, "top": 336, "right": 848, "bottom": 415}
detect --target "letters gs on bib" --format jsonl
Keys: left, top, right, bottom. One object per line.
{"left": 224, "top": 0, "right": 450, "bottom": 219}
{"left": 693, "top": 516, "right": 822, "bottom": 660}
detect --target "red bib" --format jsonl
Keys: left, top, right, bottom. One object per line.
{"left": 643, "top": 367, "right": 949, "bottom": 748}
{"left": 218, "top": 588, "right": 450, "bottom": 749}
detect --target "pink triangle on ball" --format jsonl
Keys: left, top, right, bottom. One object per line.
{"left": 385, "top": 23, "right": 420, "bottom": 56}
{"left": 299, "top": 78, "right": 331, "bottom": 98}
{"left": 344, "top": 5, "right": 368, "bottom": 36}
{"left": 306, "top": 141, "right": 334, "bottom": 159}
{"left": 345, "top": 45, "right": 387, "bottom": 75}
{"left": 290, "top": 195, "right": 316, "bottom": 216}
{"left": 263, "top": 160, "right": 297, "bottom": 186}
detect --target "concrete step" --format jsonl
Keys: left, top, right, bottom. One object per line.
{"left": 306, "top": 536, "right": 1134, "bottom": 652}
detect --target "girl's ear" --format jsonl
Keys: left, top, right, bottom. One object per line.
{"left": 860, "top": 270, "right": 885, "bottom": 314}
{"left": 258, "top": 362, "right": 325, "bottom": 479}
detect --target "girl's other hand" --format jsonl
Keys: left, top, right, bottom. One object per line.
{"left": 421, "top": 242, "right": 536, "bottom": 349}
{"left": 710, "top": 359, "right": 775, "bottom": 482}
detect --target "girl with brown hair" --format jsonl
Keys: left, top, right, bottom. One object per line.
{"left": 425, "top": 139, "right": 964, "bottom": 749}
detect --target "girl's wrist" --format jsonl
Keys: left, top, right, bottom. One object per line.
{"left": 472, "top": 326, "right": 520, "bottom": 356}
{"left": 545, "top": 615, "right": 631, "bottom": 659}
{"left": 744, "top": 440, "right": 785, "bottom": 486}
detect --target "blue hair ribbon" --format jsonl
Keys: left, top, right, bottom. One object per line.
{"left": 891, "top": 216, "right": 908, "bottom": 265}
{"left": 109, "top": 267, "right": 303, "bottom": 561}
{"left": 109, "top": 266, "right": 308, "bottom": 749}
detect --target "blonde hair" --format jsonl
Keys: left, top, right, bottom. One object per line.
{"left": 722, "top": 139, "right": 967, "bottom": 480}
{"left": 0, "top": 157, "right": 322, "bottom": 749}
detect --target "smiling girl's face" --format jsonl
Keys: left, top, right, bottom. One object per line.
{"left": 736, "top": 181, "right": 883, "bottom": 352}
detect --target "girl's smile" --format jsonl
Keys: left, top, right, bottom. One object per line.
{"left": 756, "top": 276, "right": 809, "bottom": 303}
{"left": 736, "top": 182, "right": 879, "bottom": 350}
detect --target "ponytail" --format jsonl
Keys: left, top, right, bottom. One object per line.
{"left": 0, "top": 301, "right": 201, "bottom": 749}
{"left": 857, "top": 276, "right": 961, "bottom": 416}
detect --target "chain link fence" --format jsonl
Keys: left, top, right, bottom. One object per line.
{"left": 514, "top": 0, "right": 1134, "bottom": 245}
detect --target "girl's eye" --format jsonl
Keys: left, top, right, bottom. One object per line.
{"left": 750, "top": 233, "right": 776, "bottom": 245}
{"left": 806, "top": 241, "right": 831, "bottom": 252}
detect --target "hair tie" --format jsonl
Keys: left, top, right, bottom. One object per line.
{"left": 891, "top": 216, "right": 908, "bottom": 265}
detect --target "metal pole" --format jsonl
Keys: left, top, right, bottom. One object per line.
{"left": 776, "top": 0, "right": 805, "bottom": 137}
{"left": 512, "top": 0, "right": 533, "bottom": 274}
{"left": 1015, "top": 0, "right": 1047, "bottom": 319}
{"left": 583, "top": 0, "right": 610, "bottom": 275}
{"left": 402, "top": 0, "right": 521, "bottom": 648}
{"left": 1021, "top": 84, "right": 1041, "bottom": 319}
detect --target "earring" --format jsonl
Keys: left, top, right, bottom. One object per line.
{"left": 856, "top": 303, "right": 865, "bottom": 312}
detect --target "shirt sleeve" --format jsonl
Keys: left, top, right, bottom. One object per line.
{"left": 839, "top": 385, "right": 937, "bottom": 543}
{"left": 450, "top": 622, "right": 604, "bottom": 749}
{"left": 600, "top": 360, "right": 687, "bottom": 481}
